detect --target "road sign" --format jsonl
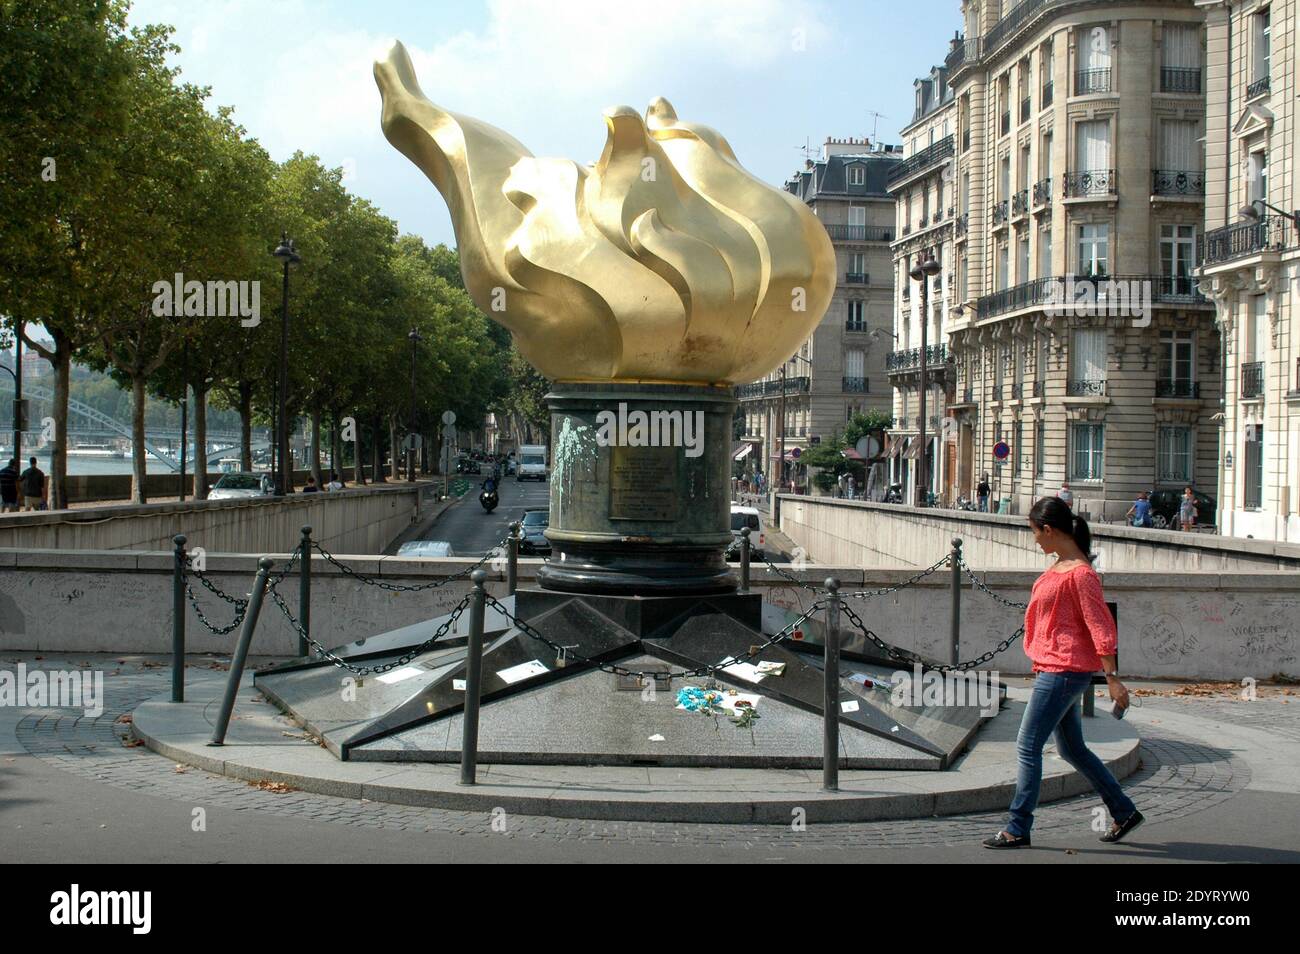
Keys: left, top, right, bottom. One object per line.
{"left": 993, "top": 440, "right": 1010, "bottom": 461}
{"left": 790, "top": 447, "right": 801, "bottom": 459}
{"left": 441, "top": 410, "right": 456, "bottom": 426}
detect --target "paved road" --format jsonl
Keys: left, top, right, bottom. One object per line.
{"left": 2, "top": 656, "right": 1296, "bottom": 864}
{"left": 421, "top": 476, "right": 549, "bottom": 556}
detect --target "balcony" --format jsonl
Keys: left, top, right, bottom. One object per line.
{"left": 1247, "top": 76, "right": 1270, "bottom": 99}
{"left": 1152, "top": 169, "right": 1204, "bottom": 197}
{"left": 992, "top": 199, "right": 1009, "bottom": 227}
{"left": 985, "top": 0, "right": 1048, "bottom": 55}
{"left": 1160, "top": 67, "right": 1201, "bottom": 93}
{"left": 1011, "top": 189, "right": 1029, "bottom": 218}
{"left": 1150, "top": 273, "right": 1209, "bottom": 305}
{"left": 842, "top": 376, "right": 869, "bottom": 393}
{"left": 845, "top": 319, "right": 866, "bottom": 332}
{"left": 955, "top": 213, "right": 969, "bottom": 237}
{"left": 1032, "top": 177, "right": 1053, "bottom": 207}
{"left": 1155, "top": 379, "right": 1200, "bottom": 399}
{"left": 1075, "top": 69, "right": 1112, "bottom": 95}
{"left": 1000, "top": 111, "right": 1011, "bottom": 136}
{"left": 735, "top": 375, "right": 810, "bottom": 400}
{"left": 1200, "top": 216, "right": 1290, "bottom": 266}
{"left": 918, "top": 214, "right": 929, "bottom": 228}
{"left": 885, "top": 135, "right": 955, "bottom": 188}
{"left": 960, "top": 387, "right": 974, "bottom": 404}
{"left": 1067, "top": 378, "right": 1106, "bottom": 397}
{"left": 945, "top": 35, "right": 981, "bottom": 74}
{"left": 963, "top": 128, "right": 971, "bottom": 152}
{"left": 1041, "top": 81, "right": 1054, "bottom": 109}
{"left": 844, "top": 272, "right": 868, "bottom": 284}
{"left": 976, "top": 276, "right": 1058, "bottom": 319}
{"left": 992, "top": 384, "right": 1003, "bottom": 402}
{"left": 1241, "top": 361, "right": 1264, "bottom": 399}
{"left": 1032, "top": 380, "right": 1044, "bottom": 398}
{"left": 886, "top": 345, "right": 947, "bottom": 374}
{"left": 1063, "top": 169, "right": 1115, "bottom": 198}
{"left": 1011, "top": 382, "right": 1024, "bottom": 400}
{"left": 824, "top": 224, "right": 895, "bottom": 242}
{"left": 1020, "top": 96, "right": 1031, "bottom": 124}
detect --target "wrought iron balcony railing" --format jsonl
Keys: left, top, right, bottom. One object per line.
{"left": 1150, "top": 273, "right": 1209, "bottom": 304}
{"left": 885, "top": 135, "right": 955, "bottom": 188}
{"left": 1200, "top": 216, "right": 1290, "bottom": 266}
{"left": 845, "top": 319, "right": 866, "bottom": 332}
{"left": 1020, "top": 96, "right": 1031, "bottom": 123}
{"left": 1247, "top": 76, "right": 1270, "bottom": 99}
{"left": 1000, "top": 111, "right": 1011, "bottom": 136}
{"left": 824, "top": 224, "right": 895, "bottom": 242}
{"left": 992, "top": 199, "right": 1009, "bottom": 226}
{"left": 1152, "top": 169, "right": 1204, "bottom": 196}
{"left": 844, "top": 272, "right": 868, "bottom": 284}
{"left": 955, "top": 213, "right": 969, "bottom": 237}
{"left": 1161, "top": 67, "right": 1201, "bottom": 93}
{"left": 1063, "top": 169, "right": 1115, "bottom": 198}
{"left": 1032, "top": 177, "right": 1052, "bottom": 206}
{"left": 1067, "top": 378, "right": 1106, "bottom": 396}
{"left": 992, "top": 384, "right": 1003, "bottom": 402}
{"left": 1041, "top": 81, "right": 1053, "bottom": 109}
{"left": 735, "top": 375, "right": 811, "bottom": 399}
{"left": 842, "top": 376, "right": 869, "bottom": 393}
{"left": 1155, "top": 379, "right": 1200, "bottom": 398}
{"left": 945, "top": 35, "right": 981, "bottom": 73}
{"left": 1011, "top": 189, "right": 1029, "bottom": 217}
{"left": 1075, "top": 68, "right": 1112, "bottom": 95}
{"left": 1241, "top": 361, "right": 1264, "bottom": 399}
{"left": 1032, "top": 380, "right": 1044, "bottom": 398}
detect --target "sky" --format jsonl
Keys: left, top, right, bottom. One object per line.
{"left": 125, "top": 0, "right": 963, "bottom": 248}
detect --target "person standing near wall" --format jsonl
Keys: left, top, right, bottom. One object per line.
{"left": 0, "top": 458, "right": 19, "bottom": 513}
{"left": 19, "top": 456, "right": 45, "bottom": 511}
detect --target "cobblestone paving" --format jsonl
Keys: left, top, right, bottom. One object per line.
{"left": 4, "top": 664, "right": 1259, "bottom": 849}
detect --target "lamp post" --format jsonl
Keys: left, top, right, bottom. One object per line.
{"left": 771, "top": 352, "right": 812, "bottom": 520}
{"left": 271, "top": 234, "right": 301, "bottom": 495}
{"left": 909, "top": 253, "right": 942, "bottom": 507}
{"left": 408, "top": 328, "right": 422, "bottom": 482}
{"left": 1239, "top": 197, "right": 1300, "bottom": 239}
{"left": 1, "top": 323, "right": 21, "bottom": 460}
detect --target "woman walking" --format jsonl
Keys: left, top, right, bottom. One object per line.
{"left": 983, "top": 497, "right": 1144, "bottom": 848}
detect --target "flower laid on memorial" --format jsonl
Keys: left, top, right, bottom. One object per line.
{"left": 677, "top": 686, "right": 725, "bottom": 714}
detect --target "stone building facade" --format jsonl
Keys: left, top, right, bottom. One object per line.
{"left": 1197, "top": 0, "right": 1300, "bottom": 543}
{"left": 943, "top": 0, "right": 1218, "bottom": 520}
{"left": 736, "top": 138, "right": 901, "bottom": 488}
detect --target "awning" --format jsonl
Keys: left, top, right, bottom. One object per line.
{"left": 732, "top": 442, "right": 753, "bottom": 461}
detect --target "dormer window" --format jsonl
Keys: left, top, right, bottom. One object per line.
{"left": 847, "top": 163, "right": 865, "bottom": 186}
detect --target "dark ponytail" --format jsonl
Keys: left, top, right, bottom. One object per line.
{"left": 1028, "top": 496, "right": 1094, "bottom": 561}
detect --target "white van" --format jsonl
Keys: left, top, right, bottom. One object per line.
{"left": 728, "top": 505, "right": 766, "bottom": 559}
{"left": 517, "top": 444, "right": 548, "bottom": 481}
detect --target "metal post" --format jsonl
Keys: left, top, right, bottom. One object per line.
{"left": 823, "top": 577, "right": 841, "bottom": 792}
{"left": 171, "top": 534, "right": 187, "bottom": 702}
{"left": 740, "top": 526, "right": 751, "bottom": 593}
{"left": 507, "top": 521, "right": 519, "bottom": 596}
{"left": 460, "top": 569, "right": 488, "bottom": 784}
{"left": 178, "top": 340, "right": 188, "bottom": 501}
{"left": 950, "top": 537, "right": 963, "bottom": 667}
{"left": 774, "top": 363, "right": 786, "bottom": 522}
{"left": 298, "top": 525, "right": 312, "bottom": 657}
{"left": 12, "top": 320, "right": 22, "bottom": 460}
{"left": 279, "top": 257, "right": 290, "bottom": 495}
{"left": 209, "top": 557, "right": 274, "bottom": 745}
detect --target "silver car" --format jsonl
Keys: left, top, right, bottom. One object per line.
{"left": 208, "top": 472, "right": 275, "bottom": 500}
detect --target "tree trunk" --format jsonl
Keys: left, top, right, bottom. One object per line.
{"left": 371, "top": 415, "right": 385, "bottom": 482}
{"left": 130, "top": 373, "right": 148, "bottom": 504}
{"left": 194, "top": 384, "right": 209, "bottom": 499}
{"left": 351, "top": 409, "right": 364, "bottom": 485}
{"left": 389, "top": 416, "right": 400, "bottom": 483}
{"left": 238, "top": 381, "right": 253, "bottom": 471}
{"left": 51, "top": 343, "right": 71, "bottom": 510}
{"left": 330, "top": 409, "right": 344, "bottom": 485}
{"left": 311, "top": 406, "right": 324, "bottom": 487}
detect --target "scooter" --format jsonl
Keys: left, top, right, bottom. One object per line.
{"left": 479, "top": 478, "right": 499, "bottom": 513}
{"left": 883, "top": 482, "right": 904, "bottom": 504}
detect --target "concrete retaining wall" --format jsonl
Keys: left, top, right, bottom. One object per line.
{"left": 58, "top": 466, "right": 392, "bottom": 504}
{"left": 0, "top": 550, "right": 1295, "bottom": 681}
{"left": 778, "top": 496, "right": 1300, "bottom": 572}
{"left": 0, "top": 483, "right": 424, "bottom": 555}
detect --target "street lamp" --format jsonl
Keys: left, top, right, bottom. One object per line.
{"left": 772, "top": 351, "right": 812, "bottom": 519}
{"left": 0, "top": 325, "right": 21, "bottom": 461}
{"left": 909, "top": 252, "right": 942, "bottom": 507}
{"left": 407, "top": 327, "right": 422, "bottom": 482}
{"left": 271, "top": 234, "right": 300, "bottom": 495}
{"left": 1239, "top": 197, "right": 1300, "bottom": 238}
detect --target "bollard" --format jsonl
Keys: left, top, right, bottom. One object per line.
{"left": 298, "top": 526, "right": 312, "bottom": 657}
{"left": 949, "top": 537, "right": 963, "bottom": 667}
{"left": 507, "top": 521, "right": 519, "bottom": 596}
{"left": 823, "top": 577, "right": 841, "bottom": 793}
{"left": 171, "top": 534, "right": 187, "bottom": 703}
{"left": 739, "top": 527, "right": 751, "bottom": 593}
{"left": 209, "top": 557, "right": 275, "bottom": 746}
{"left": 459, "top": 569, "right": 488, "bottom": 784}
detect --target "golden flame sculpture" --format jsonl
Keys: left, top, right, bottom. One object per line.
{"left": 374, "top": 41, "right": 834, "bottom": 385}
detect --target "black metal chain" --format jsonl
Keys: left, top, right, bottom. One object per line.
{"left": 484, "top": 593, "right": 826, "bottom": 681}
{"left": 308, "top": 530, "right": 513, "bottom": 592}
{"left": 841, "top": 554, "right": 951, "bottom": 600}
{"left": 836, "top": 597, "right": 1026, "bottom": 673}
{"left": 755, "top": 553, "right": 820, "bottom": 592}
{"left": 956, "top": 555, "right": 1029, "bottom": 609}
{"left": 266, "top": 583, "right": 472, "bottom": 675}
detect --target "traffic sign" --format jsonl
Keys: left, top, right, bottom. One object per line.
{"left": 993, "top": 440, "right": 1010, "bottom": 461}
{"left": 441, "top": 410, "right": 456, "bottom": 426}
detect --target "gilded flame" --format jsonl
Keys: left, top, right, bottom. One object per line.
{"left": 374, "top": 40, "right": 834, "bottom": 385}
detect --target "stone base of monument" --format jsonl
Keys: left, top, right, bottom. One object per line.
{"left": 255, "top": 592, "right": 993, "bottom": 770}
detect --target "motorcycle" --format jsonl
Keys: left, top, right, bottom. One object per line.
{"left": 955, "top": 494, "right": 977, "bottom": 512}
{"left": 883, "top": 482, "right": 904, "bottom": 504}
{"left": 479, "top": 477, "right": 499, "bottom": 513}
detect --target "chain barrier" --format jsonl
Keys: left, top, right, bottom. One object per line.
{"left": 755, "top": 553, "right": 820, "bottom": 592}
{"left": 836, "top": 597, "right": 1026, "bottom": 673}
{"left": 840, "top": 554, "right": 950, "bottom": 600}
{"left": 484, "top": 593, "right": 826, "bottom": 681}
{"left": 180, "top": 545, "right": 302, "bottom": 636}
{"left": 308, "top": 530, "right": 512, "bottom": 592}
{"left": 956, "top": 554, "right": 1029, "bottom": 610}
{"left": 267, "top": 583, "right": 472, "bottom": 675}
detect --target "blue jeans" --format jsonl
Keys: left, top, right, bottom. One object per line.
{"left": 1004, "top": 671, "right": 1137, "bottom": 838}
{"left": 978, "top": 495, "right": 989, "bottom": 512}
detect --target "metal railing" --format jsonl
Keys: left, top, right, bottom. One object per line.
{"left": 886, "top": 345, "right": 947, "bottom": 372}
{"left": 975, "top": 275, "right": 1057, "bottom": 319}
{"left": 1011, "top": 189, "right": 1028, "bottom": 217}
{"left": 841, "top": 376, "right": 869, "bottom": 393}
{"left": 1075, "top": 68, "right": 1112, "bottom": 95}
{"left": 844, "top": 272, "right": 868, "bottom": 284}
{"left": 955, "top": 212, "right": 969, "bottom": 237}
{"left": 992, "top": 199, "right": 1009, "bottom": 226}
{"left": 1201, "top": 216, "right": 1290, "bottom": 265}
{"left": 1020, "top": 96, "right": 1031, "bottom": 123}
{"left": 1067, "top": 378, "right": 1106, "bottom": 396}
{"left": 1241, "top": 361, "right": 1264, "bottom": 399}
{"left": 1155, "top": 379, "right": 1199, "bottom": 398}
{"left": 1161, "top": 67, "right": 1201, "bottom": 93}
{"left": 1041, "top": 81, "right": 1054, "bottom": 108}
{"left": 1150, "top": 273, "right": 1208, "bottom": 304}
{"left": 735, "top": 375, "right": 811, "bottom": 399}
{"left": 1152, "top": 169, "right": 1204, "bottom": 196}
{"left": 885, "top": 135, "right": 955, "bottom": 187}
{"left": 1063, "top": 169, "right": 1115, "bottom": 197}
{"left": 845, "top": 320, "right": 866, "bottom": 332}
{"left": 1000, "top": 111, "right": 1011, "bottom": 136}
{"left": 1032, "top": 177, "right": 1052, "bottom": 206}
{"left": 824, "top": 224, "right": 895, "bottom": 242}
{"left": 1247, "top": 76, "right": 1270, "bottom": 99}
{"left": 946, "top": 35, "right": 981, "bottom": 73}
{"left": 1032, "top": 380, "right": 1044, "bottom": 398}
{"left": 992, "top": 384, "right": 1003, "bottom": 402}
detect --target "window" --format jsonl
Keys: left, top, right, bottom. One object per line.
{"left": 848, "top": 251, "right": 865, "bottom": 277}
{"left": 1071, "top": 328, "right": 1107, "bottom": 384}
{"left": 1158, "top": 330, "right": 1195, "bottom": 390}
{"left": 847, "top": 163, "right": 865, "bottom": 186}
{"left": 1247, "top": 295, "right": 1267, "bottom": 362}
{"left": 1039, "top": 225, "right": 1053, "bottom": 277}
{"left": 845, "top": 348, "right": 865, "bottom": 379}
{"left": 962, "top": 171, "right": 971, "bottom": 213}
{"left": 1077, "top": 223, "right": 1109, "bottom": 276}
{"left": 849, "top": 206, "right": 867, "bottom": 227}
{"left": 1000, "top": 155, "right": 1011, "bottom": 199}
{"left": 1162, "top": 23, "right": 1201, "bottom": 87}
{"left": 1159, "top": 120, "right": 1198, "bottom": 171}
{"left": 1035, "top": 419, "right": 1046, "bottom": 476}
{"left": 1160, "top": 224, "right": 1196, "bottom": 293}
{"left": 1075, "top": 119, "right": 1111, "bottom": 171}
{"left": 1254, "top": 7, "right": 1271, "bottom": 85}
{"left": 959, "top": 256, "right": 969, "bottom": 298}
{"left": 1084, "top": 25, "right": 1112, "bottom": 71}
{"left": 1243, "top": 424, "right": 1264, "bottom": 509}
{"left": 1158, "top": 426, "right": 1193, "bottom": 483}
{"left": 1017, "top": 230, "right": 1030, "bottom": 282}
{"left": 997, "top": 242, "right": 1010, "bottom": 290}
{"left": 846, "top": 300, "right": 865, "bottom": 331}
{"left": 1249, "top": 151, "right": 1268, "bottom": 204}
{"left": 1070, "top": 423, "right": 1105, "bottom": 480}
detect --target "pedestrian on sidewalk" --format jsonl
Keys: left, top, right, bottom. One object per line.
{"left": 301, "top": 476, "right": 320, "bottom": 493}
{"left": 976, "top": 473, "right": 991, "bottom": 512}
{"left": 325, "top": 471, "right": 344, "bottom": 492}
{"left": 983, "top": 496, "right": 1143, "bottom": 849}
{"left": 1056, "top": 481, "right": 1073, "bottom": 509}
{"left": 1125, "top": 491, "right": 1153, "bottom": 528}
{"left": 19, "top": 456, "right": 45, "bottom": 511}
{"left": 0, "top": 457, "right": 19, "bottom": 513}
{"left": 1179, "top": 486, "right": 1198, "bottom": 532}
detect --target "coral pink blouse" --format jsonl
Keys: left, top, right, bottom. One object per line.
{"left": 1023, "top": 563, "right": 1117, "bottom": 673}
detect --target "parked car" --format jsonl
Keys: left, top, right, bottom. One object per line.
{"left": 1148, "top": 489, "right": 1216, "bottom": 529}
{"left": 208, "top": 471, "right": 275, "bottom": 500}
{"left": 396, "top": 540, "right": 456, "bottom": 558}
{"left": 727, "top": 505, "right": 766, "bottom": 560}
{"left": 518, "top": 508, "right": 550, "bottom": 555}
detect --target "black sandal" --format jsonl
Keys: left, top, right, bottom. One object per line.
{"left": 1099, "top": 810, "right": 1144, "bottom": 843}
{"left": 982, "top": 831, "right": 1031, "bottom": 849}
